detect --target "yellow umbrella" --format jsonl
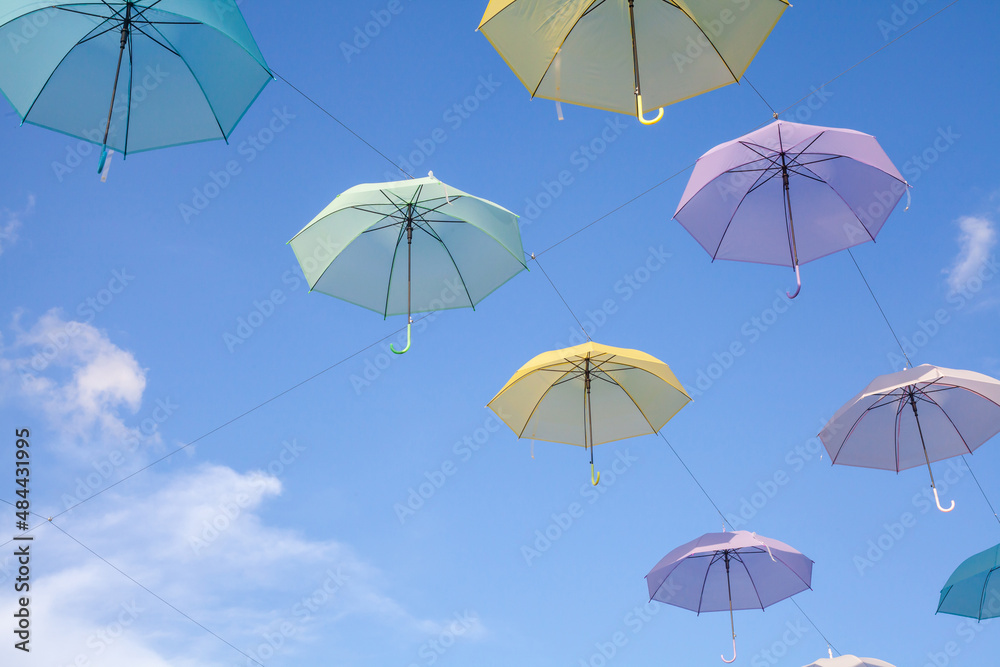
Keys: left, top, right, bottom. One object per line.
{"left": 477, "top": 0, "right": 790, "bottom": 124}
{"left": 487, "top": 342, "right": 691, "bottom": 484}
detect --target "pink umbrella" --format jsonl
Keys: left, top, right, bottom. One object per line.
{"left": 820, "top": 364, "right": 1000, "bottom": 512}
{"left": 646, "top": 530, "right": 813, "bottom": 663}
{"left": 674, "top": 120, "right": 908, "bottom": 297}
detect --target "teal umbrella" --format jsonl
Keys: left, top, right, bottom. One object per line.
{"left": 0, "top": 1, "right": 272, "bottom": 171}
{"left": 938, "top": 543, "right": 1000, "bottom": 620}
{"left": 289, "top": 174, "right": 527, "bottom": 353}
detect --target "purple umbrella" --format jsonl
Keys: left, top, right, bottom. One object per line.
{"left": 646, "top": 530, "right": 813, "bottom": 663}
{"left": 674, "top": 120, "right": 908, "bottom": 297}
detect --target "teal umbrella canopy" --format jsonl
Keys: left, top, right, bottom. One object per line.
{"left": 938, "top": 543, "right": 1000, "bottom": 621}
{"left": 289, "top": 175, "right": 527, "bottom": 352}
{"left": 0, "top": 1, "right": 271, "bottom": 158}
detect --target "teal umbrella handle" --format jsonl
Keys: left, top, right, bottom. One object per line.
{"left": 98, "top": 146, "right": 108, "bottom": 174}
{"left": 391, "top": 319, "right": 412, "bottom": 354}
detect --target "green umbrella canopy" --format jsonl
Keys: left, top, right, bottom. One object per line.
{"left": 289, "top": 175, "right": 527, "bottom": 321}
{"left": 938, "top": 543, "right": 1000, "bottom": 621}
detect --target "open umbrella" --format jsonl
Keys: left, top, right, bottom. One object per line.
{"left": 289, "top": 174, "right": 527, "bottom": 353}
{"left": 478, "top": 0, "right": 789, "bottom": 124}
{"left": 819, "top": 364, "right": 1000, "bottom": 512}
{"left": 646, "top": 530, "right": 813, "bottom": 663}
{"left": 674, "top": 119, "right": 908, "bottom": 296}
{"left": 803, "top": 655, "right": 896, "bottom": 667}
{"left": 487, "top": 341, "right": 690, "bottom": 485}
{"left": 0, "top": 0, "right": 272, "bottom": 171}
{"left": 937, "top": 543, "right": 1000, "bottom": 620}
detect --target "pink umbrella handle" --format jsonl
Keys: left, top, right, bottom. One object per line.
{"left": 786, "top": 264, "right": 802, "bottom": 299}
{"left": 933, "top": 486, "right": 956, "bottom": 513}
{"left": 721, "top": 635, "right": 736, "bottom": 663}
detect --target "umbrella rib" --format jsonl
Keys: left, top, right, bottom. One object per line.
{"left": 977, "top": 567, "right": 999, "bottom": 620}
{"left": 381, "top": 209, "right": 410, "bottom": 319}
{"left": 894, "top": 393, "right": 908, "bottom": 472}
{"left": 135, "top": 22, "right": 228, "bottom": 140}
{"left": 709, "top": 164, "right": 776, "bottom": 259}
{"left": 123, "top": 22, "right": 133, "bottom": 155}
{"left": 730, "top": 551, "right": 767, "bottom": 611}
{"left": 913, "top": 386, "right": 976, "bottom": 456}
{"left": 528, "top": 0, "right": 605, "bottom": 99}
{"left": 599, "top": 367, "right": 669, "bottom": 435}
{"left": 514, "top": 368, "right": 578, "bottom": 440}
{"left": 694, "top": 551, "right": 723, "bottom": 615}
{"left": 657, "top": 0, "right": 740, "bottom": 84}
{"left": 409, "top": 217, "right": 477, "bottom": 310}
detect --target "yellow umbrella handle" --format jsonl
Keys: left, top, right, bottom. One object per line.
{"left": 591, "top": 462, "right": 600, "bottom": 486}
{"left": 636, "top": 93, "right": 664, "bottom": 125}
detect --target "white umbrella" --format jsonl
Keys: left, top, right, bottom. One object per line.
{"left": 820, "top": 364, "right": 1000, "bottom": 512}
{"left": 803, "top": 655, "right": 896, "bottom": 667}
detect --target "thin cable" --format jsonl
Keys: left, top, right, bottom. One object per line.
{"left": 790, "top": 598, "right": 841, "bottom": 657}
{"left": 847, "top": 249, "right": 912, "bottom": 368}
{"left": 534, "top": 163, "right": 695, "bottom": 257}
{"left": 49, "top": 317, "right": 429, "bottom": 521}
{"left": 962, "top": 455, "right": 1000, "bottom": 528}
{"left": 776, "top": 0, "right": 961, "bottom": 117}
{"left": 742, "top": 75, "right": 777, "bottom": 117}
{"left": 272, "top": 69, "right": 412, "bottom": 178}
{"left": 48, "top": 522, "right": 264, "bottom": 667}
{"left": 532, "top": 254, "right": 590, "bottom": 340}
{"left": 659, "top": 433, "right": 733, "bottom": 531}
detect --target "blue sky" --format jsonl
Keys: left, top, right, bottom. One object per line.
{"left": 1, "top": 1, "right": 999, "bottom": 665}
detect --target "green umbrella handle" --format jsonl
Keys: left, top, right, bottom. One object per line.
{"left": 391, "top": 319, "right": 412, "bottom": 355}
{"left": 635, "top": 93, "right": 664, "bottom": 126}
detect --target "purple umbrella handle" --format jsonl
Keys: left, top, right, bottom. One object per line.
{"left": 786, "top": 264, "right": 802, "bottom": 299}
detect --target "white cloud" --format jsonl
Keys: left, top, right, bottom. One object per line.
{"left": 0, "top": 317, "right": 485, "bottom": 665}
{"left": 0, "top": 309, "right": 154, "bottom": 458}
{"left": 0, "top": 464, "right": 485, "bottom": 666}
{"left": 946, "top": 215, "right": 997, "bottom": 294}
{"left": 0, "top": 194, "right": 33, "bottom": 256}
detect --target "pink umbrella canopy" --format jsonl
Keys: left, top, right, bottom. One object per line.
{"left": 804, "top": 656, "right": 896, "bottom": 667}
{"left": 673, "top": 119, "right": 907, "bottom": 297}
{"left": 646, "top": 530, "right": 813, "bottom": 662}
{"left": 820, "top": 364, "right": 1000, "bottom": 512}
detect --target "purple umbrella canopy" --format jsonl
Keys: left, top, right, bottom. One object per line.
{"left": 673, "top": 119, "right": 908, "bottom": 297}
{"left": 820, "top": 364, "right": 1000, "bottom": 512}
{"left": 646, "top": 530, "right": 813, "bottom": 662}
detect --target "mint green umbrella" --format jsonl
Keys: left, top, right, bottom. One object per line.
{"left": 938, "top": 543, "right": 1000, "bottom": 620}
{"left": 289, "top": 174, "right": 527, "bottom": 353}
{"left": 0, "top": 1, "right": 271, "bottom": 171}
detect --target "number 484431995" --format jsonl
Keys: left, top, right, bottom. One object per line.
{"left": 15, "top": 429, "right": 29, "bottom": 529}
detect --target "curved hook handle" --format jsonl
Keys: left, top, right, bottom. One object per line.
{"left": 721, "top": 636, "right": 736, "bottom": 663}
{"left": 933, "top": 486, "right": 956, "bottom": 513}
{"left": 786, "top": 264, "right": 802, "bottom": 299}
{"left": 636, "top": 93, "right": 664, "bottom": 126}
{"left": 591, "top": 462, "right": 600, "bottom": 486}
{"left": 390, "top": 319, "right": 412, "bottom": 355}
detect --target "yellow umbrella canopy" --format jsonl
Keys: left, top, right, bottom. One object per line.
{"left": 487, "top": 342, "right": 691, "bottom": 484}
{"left": 478, "top": 0, "right": 790, "bottom": 124}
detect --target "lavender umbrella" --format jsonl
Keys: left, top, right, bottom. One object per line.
{"left": 820, "top": 364, "right": 1000, "bottom": 513}
{"left": 674, "top": 120, "right": 908, "bottom": 297}
{"left": 646, "top": 530, "right": 813, "bottom": 663}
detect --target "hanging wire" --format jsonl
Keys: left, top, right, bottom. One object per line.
{"left": 963, "top": 455, "right": 1000, "bottom": 528}
{"left": 742, "top": 75, "right": 777, "bottom": 118}
{"left": 659, "top": 433, "right": 733, "bottom": 531}
{"left": 49, "top": 522, "right": 265, "bottom": 667}
{"left": 847, "top": 249, "right": 913, "bottom": 368}
{"left": 791, "top": 598, "right": 841, "bottom": 658}
{"left": 532, "top": 254, "right": 590, "bottom": 341}
{"left": 271, "top": 70, "right": 413, "bottom": 178}
{"left": 49, "top": 316, "right": 430, "bottom": 521}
